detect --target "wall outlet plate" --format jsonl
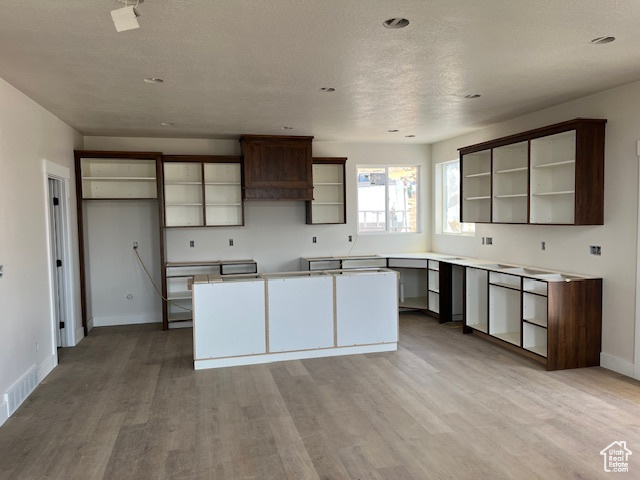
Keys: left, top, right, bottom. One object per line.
{"left": 486, "top": 237, "right": 493, "bottom": 245}
{"left": 312, "top": 237, "right": 317, "bottom": 244}
{"left": 189, "top": 240, "right": 195, "bottom": 248}
{"left": 229, "top": 239, "right": 234, "bottom": 246}
{"left": 0, "top": 264, "right": 3, "bottom": 278}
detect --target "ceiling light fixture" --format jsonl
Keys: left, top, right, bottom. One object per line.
{"left": 144, "top": 77, "right": 163, "bottom": 84}
{"left": 320, "top": 87, "right": 336, "bottom": 92}
{"left": 282, "top": 126, "right": 294, "bottom": 130}
{"left": 160, "top": 122, "right": 174, "bottom": 126}
{"left": 383, "top": 18, "right": 410, "bottom": 29}
{"left": 464, "top": 94, "right": 481, "bottom": 99}
{"left": 388, "top": 129, "right": 399, "bottom": 133}
{"left": 111, "top": 1, "right": 144, "bottom": 32}
{"left": 405, "top": 135, "right": 415, "bottom": 138}
{"left": 591, "top": 36, "right": 616, "bottom": 45}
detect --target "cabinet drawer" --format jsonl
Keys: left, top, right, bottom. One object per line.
{"left": 428, "top": 260, "right": 440, "bottom": 271}
{"left": 387, "top": 258, "right": 429, "bottom": 269}
{"left": 489, "top": 271, "right": 521, "bottom": 290}
{"left": 523, "top": 278, "right": 547, "bottom": 296}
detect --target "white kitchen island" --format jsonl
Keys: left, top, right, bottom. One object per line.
{"left": 192, "top": 269, "right": 399, "bottom": 370}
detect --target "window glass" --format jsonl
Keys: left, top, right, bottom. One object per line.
{"left": 357, "top": 166, "right": 418, "bottom": 233}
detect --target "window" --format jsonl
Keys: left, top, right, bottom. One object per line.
{"left": 357, "top": 166, "right": 419, "bottom": 233}
{"left": 439, "top": 160, "right": 475, "bottom": 235}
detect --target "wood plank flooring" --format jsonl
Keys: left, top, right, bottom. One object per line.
{"left": 1, "top": 312, "right": 640, "bottom": 479}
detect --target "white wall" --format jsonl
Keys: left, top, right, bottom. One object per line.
{"left": 431, "top": 79, "right": 640, "bottom": 374}
{"left": 0, "top": 78, "right": 83, "bottom": 425}
{"left": 84, "top": 201, "right": 162, "bottom": 327}
{"left": 84, "top": 137, "right": 431, "bottom": 273}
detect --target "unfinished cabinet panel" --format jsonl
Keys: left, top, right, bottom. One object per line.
{"left": 461, "top": 149, "right": 491, "bottom": 223}
{"left": 240, "top": 135, "right": 313, "bottom": 200}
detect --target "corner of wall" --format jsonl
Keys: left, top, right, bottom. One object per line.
{"left": 600, "top": 352, "right": 635, "bottom": 378}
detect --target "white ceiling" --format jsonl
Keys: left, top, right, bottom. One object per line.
{"left": 1, "top": 0, "right": 639, "bottom": 143}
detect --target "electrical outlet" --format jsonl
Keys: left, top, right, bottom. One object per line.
{"left": 590, "top": 245, "right": 602, "bottom": 256}
{"left": 133, "top": 242, "right": 138, "bottom": 249}
{"left": 189, "top": 240, "right": 195, "bottom": 248}
{"left": 0, "top": 264, "right": 4, "bottom": 279}
{"left": 312, "top": 236, "right": 317, "bottom": 244}
{"left": 229, "top": 239, "right": 234, "bottom": 246}
{"left": 541, "top": 241, "right": 546, "bottom": 251}
{"left": 348, "top": 235, "right": 353, "bottom": 242}
{"left": 486, "top": 237, "right": 493, "bottom": 245}
{"left": 481, "top": 237, "right": 485, "bottom": 245}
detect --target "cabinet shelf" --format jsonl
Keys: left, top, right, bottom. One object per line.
{"left": 465, "top": 172, "right": 491, "bottom": 178}
{"left": 523, "top": 318, "right": 547, "bottom": 328}
{"left": 205, "top": 203, "right": 242, "bottom": 206}
{"left": 492, "top": 331, "right": 520, "bottom": 346}
{"left": 400, "top": 296, "right": 429, "bottom": 310}
{"left": 524, "top": 345, "right": 547, "bottom": 357}
{"left": 168, "top": 291, "right": 192, "bottom": 300}
{"left": 307, "top": 159, "right": 346, "bottom": 225}
{"left": 204, "top": 182, "right": 241, "bottom": 185}
{"left": 312, "top": 201, "right": 344, "bottom": 205}
{"left": 490, "top": 282, "right": 521, "bottom": 291}
{"left": 494, "top": 167, "right": 527, "bottom": 174}
{"left": 166, "top": 203, "right": 203, "bottom": 207}
{"left": 533, "top": 160, "right": 575, "bottom": 169}
{"left": 315, "top": 182, "right": 343, "bottom": 186}
{"left": 468, "top": 322, "right": 488, "bottom": 333}
{"left": 532, "top": 190, "right": 575, "bottom": 197}
{"left": 83, "top": 176, "right": 156, "bottom": 181}
{"left": 494, "top": 193, "right": 528, "bottom": 199}
{"left": 165, "top": 181, "right": 202, "bottom": 185}
{"left": 465, "top": 196, "right": 491, "bottom": 201}
{"left": 168, "top": 312, "right": 192, "bottom": 323}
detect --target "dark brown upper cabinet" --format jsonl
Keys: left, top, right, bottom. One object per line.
{"left": 239, "top": 135, "right": 314, "bottom": 201}
{"left": 459, "top": 118, "right": 606, "bottom": 225}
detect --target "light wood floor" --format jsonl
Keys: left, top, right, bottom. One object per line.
{"left": 1, "top": 312, "right": 639, "bottom": 479}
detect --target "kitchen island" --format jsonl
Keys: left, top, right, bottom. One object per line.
{"left": 192, "top": 268, "right": 399, "bottom": 370}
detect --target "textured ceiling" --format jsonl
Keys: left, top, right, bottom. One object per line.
{"left": 1, "top": 0, "right": 639, "bottom": 143}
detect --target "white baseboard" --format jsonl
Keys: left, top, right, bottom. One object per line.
{"left": 87, "top": 317, "right": 94, "bottom": 331}
{"left": 91, "top": 313, "right": 161, "bottom": 327}
{"left": 600, "top": 352, "right": 635, "bottom": 378}
{"left": 38, "top": 354, "right": 56, "bottom": 383}
{"left": 194, "top": 342, "right": 397, "bottom": 370}
{"left": 0, "top": 401, "right": 8, "bottom": 427}
{"left": 74, "top": 327, "right": 84, "bottom": 345}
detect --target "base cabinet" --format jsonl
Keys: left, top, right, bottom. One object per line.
{"left": 464, "top": 268, "right": 602, "bottom": 371}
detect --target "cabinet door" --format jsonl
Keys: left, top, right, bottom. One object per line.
{"left": 164, "top": 162, "right": 204, "bottom": 227}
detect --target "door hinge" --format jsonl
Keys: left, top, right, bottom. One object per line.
{"left": 56, "top": 259, "right": 62, "bottom": 267}
{"left": 59, "top": 321, "right": 65, "bottom": 329}
{"left": 53, "top": 197, "right": 59, "bottom": 206}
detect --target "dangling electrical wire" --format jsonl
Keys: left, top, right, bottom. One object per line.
{"left": 133, "top": 246, "right": 192, "bottom": 312}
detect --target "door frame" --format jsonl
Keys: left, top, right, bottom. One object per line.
{"left": 43, "top": 160, "right": 77, "bottom": 352}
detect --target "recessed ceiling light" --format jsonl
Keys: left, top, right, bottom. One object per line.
{"left": 405, "top": 135, "right": 416, "bottom": 138}
{"left": 464, "top": 94, "right": 481, "bottom": 99}
{"left": 282, "top": 126, "right": 294, "bottom": 130}
{"left": 320, "top": 87, "right": 336, "bottom": 92}
{"left": 388, "top": 129, "right": 399, "bottom": 133}
{"left": 591, "top": 36, "right": 615, "bottom": 45}
{"left": 160, "top": 122, "right": 174, "bottom": 126}
{"left": 143, "top": 77, "right": 164, "bottom": 84}
{"left": 383, "top": 18, "right": 410, "bottom": 29}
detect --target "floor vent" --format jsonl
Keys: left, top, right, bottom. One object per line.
{"left": 4, "top": 364, "right": 38, "bottom": 416}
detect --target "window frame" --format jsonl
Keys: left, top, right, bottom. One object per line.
{"left": 437, "top": 159, "right": 475, "bottom": 236}
{"left": 356, "top": 165, "right": 421, "bottom": 234}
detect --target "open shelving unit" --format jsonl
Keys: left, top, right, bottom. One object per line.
{"left": 492, "top": 141, "right": 528, "bottom": 223}
{"left": 465, "top": 267, "right": 488, "bottom": 333}
{"left": 164, "top": 260, "right": 257, "bottom": 328}
{"left": 163, "top": 162, "right": 204, "bottom": 227}
{"left": 306, "top": 158, "right": 346, "bottom": 224}
{"left": 488, "top": 272, "right": 521, "bottom": 346}
{"left": 81, "top": 158, "right": 158, "bottom": 199}
{"left": 461, "top": 149, "right": 492, "bottom": 223}
{"left": 459, "top": 118, "right": 606, "bottom": 225}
